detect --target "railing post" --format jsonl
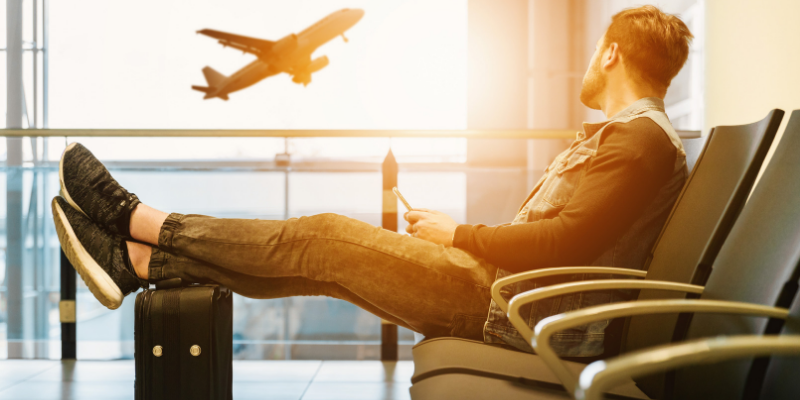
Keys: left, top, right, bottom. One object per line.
{"left": 6, "top": 0, "right": 24, "bottom": 359}
{"left": 60, "top": 250, "right": 76, "bottom": 359}
{"left": 380, "top": 149, "right": 399, "bottom": 361}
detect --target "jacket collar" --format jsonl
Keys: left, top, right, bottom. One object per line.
{"left": 579, "top": 97, "right": 666, "bottom": 139}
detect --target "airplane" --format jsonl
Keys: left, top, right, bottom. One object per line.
{"left": 192, "top": 8, "right": 364, "bottom": 100}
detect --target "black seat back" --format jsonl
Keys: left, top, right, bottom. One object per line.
{"left": 625, "top": 110, "right": 784, "bottom": 359}
{"left": 758, "top": 288, "right": 800, "bottom": 400}
{"left": 666, "top": 110, "right": 800, "bottom": 400}
{"left": 681, "top": 136, "right": 710, "bottom": 174}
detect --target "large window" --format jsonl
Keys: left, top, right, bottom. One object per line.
{"left": 0, "top": 0, "right": 707, "bottom": 360}
{"left": 1, "top": 0, "right": 469, "bottom": 360}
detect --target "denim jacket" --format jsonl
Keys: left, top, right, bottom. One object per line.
{"left": 483, "top": 97, "right": 688, "bottom": 357}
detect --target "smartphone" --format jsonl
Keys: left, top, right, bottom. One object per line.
{"left": 392, "top": 187, "right": 413, "bottom": 211}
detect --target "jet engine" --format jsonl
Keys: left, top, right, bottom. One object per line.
{"left": 291, "top": 56, "right": 329, "bottom": 86}
{"left": 307, "top": 56, "right": 329, "bottom": 73}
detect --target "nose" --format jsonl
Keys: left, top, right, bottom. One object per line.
{"left": 351, "top": 9, "right": 365, "bottom": 22}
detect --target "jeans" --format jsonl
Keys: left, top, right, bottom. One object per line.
{"left": 146, "top": 212, "right": 497, "bottom": 341}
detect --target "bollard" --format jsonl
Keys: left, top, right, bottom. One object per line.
{"left": 380, "top": 149, "right": 399, "bottom": 361}
{"left": 60, "top": 250, "right": 77, "bottom": 359}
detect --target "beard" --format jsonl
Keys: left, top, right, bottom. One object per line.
{"left": 579, "top": 56, "right": 606, "bottom": 110}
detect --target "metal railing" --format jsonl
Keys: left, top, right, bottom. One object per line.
{"left": 0, "top": 129, "right": 578, "bottom": 139}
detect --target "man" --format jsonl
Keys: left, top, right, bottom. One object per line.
{"left": 53, "top": 5, "right": 692, "bottom": 357}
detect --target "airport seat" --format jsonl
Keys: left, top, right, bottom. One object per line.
{"left": 411, "top": 337, "right": 647, "bottom": 399}
{"left": 408, "top": 110, "right": 784, "bottom": 400}
{"left": 750, "top": 285, "right": 800, "bottom": 400}
{"left": 680, "top": 136, "right": 709, "bottom": 173}
{"left": 575, "top": 335, "right": 800, "bottom": 400}
{"left": 564, "top": 110, "right": 800, "bottom": 399}
{"left": 576, "top": 300, "right": 800, "bottom": 400}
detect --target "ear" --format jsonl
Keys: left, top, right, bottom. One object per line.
{"left": 602, "top": 42, "right": 621, "bottom": 70}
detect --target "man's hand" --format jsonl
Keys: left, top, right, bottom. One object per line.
{"left": 404, "top": 208, "right": 458, "bottom": 247}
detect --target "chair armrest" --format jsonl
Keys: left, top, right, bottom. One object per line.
{"left": 576, "top": 335, "right": 800, "bottom": 400}
{"left": 530, "top": 299, "right": 789, "bottom": 395}
{"left": 507, "top": 280, "right": 704, "bottom": 349}
{"left": 491, "top": 267, "right": 647, "bottom": 313}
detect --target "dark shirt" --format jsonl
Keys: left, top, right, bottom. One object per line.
{"left": 453, "top": 117, "right": 679, "bottom": 274}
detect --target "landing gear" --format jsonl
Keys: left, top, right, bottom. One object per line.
{"left": 292, "top": 73, "right": 311, "bottom": 86}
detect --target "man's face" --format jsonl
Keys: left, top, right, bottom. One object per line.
{"left": 579, "top": 37, "right": 608, "bottom": 110}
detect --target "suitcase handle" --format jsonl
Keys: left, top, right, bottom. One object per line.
{"left": 154, "top": 278, "right": 231, "bottom": 299}
{"left": 155, "top": 278, "right": 183, "bottom": 290}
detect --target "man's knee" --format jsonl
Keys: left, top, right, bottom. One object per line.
{"left": 303, "top": 213, "right": 347, "bottom": 228}
{"left": 296, "top": 213, "right": 382, "bottom": 244}
{"left": 308, "top": 212, "right": 344, "bottom": 224}
{"left": 299, "top": 213, "right": 357, "bottom": 237}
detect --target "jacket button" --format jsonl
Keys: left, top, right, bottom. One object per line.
{"left": 190, "top": 345, "right": 201, "bottom": 357}
{"left": 153, "top": 345, "right": 163, "bottom": 357}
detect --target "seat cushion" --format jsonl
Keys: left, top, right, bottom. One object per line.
{"left": 411, "top": 337, "right": 648, "bottom": 399}
{"left": 410, "top": 373, "right": 573, "bottom": 400}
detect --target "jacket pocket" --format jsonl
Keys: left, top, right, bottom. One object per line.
{"left": 543, "top": 148, "right": 595, "bottom": 207}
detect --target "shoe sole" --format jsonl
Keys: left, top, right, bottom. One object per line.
{"left": 59, "top": 142, "right": 90, "bottom": 218}
{"left": 52, "top": 198, "right": 123, "bottom": 310}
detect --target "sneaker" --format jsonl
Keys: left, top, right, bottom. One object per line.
{"left": 52, "top": 196, "right": 146, "bottom": 309}
{"left": 59, "top": 142, "right": 140, "bottom": 239}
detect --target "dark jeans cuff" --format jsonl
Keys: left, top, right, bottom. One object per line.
{"left": 158, "top": 213, "right": 185, "bottom": 253}
{"left": 147, "top": 247, "right": 169, "bottom": 281}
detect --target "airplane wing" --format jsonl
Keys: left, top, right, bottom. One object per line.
{"left": 197, "top": 29, "right": 275, "bottom": 56}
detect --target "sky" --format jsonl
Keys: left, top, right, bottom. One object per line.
{"left": 24, "top": 0, "right": 469, "bottom": 162}
{"left": 48, "top": 0, "right": 468, "bottom": 130}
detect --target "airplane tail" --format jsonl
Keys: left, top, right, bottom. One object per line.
{"left": 191, "top": 85, "right": 216, "bottom": 100}
{"left": 202, "top": 66, "right": 226, "bottom": 87}
{"left": 193, "top": 67, "right": 229, "bottom": 100}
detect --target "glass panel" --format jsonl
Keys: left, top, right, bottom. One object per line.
{"left": 287, "top": 137, "right": 467, "bottom": 163}
{"left": 0, "top": 140, "right": 489, "bottom": 360}
{"left": 289, "top": 172, "right": 381, "bottom": 221}
{"left": 0, "top": 52, "right": 6, "bottom": 129}
{"left": 0, "top": 0, "right": 6, "bottom": 49}
{"left": 77, "top": 168, "right": 288, "bottom": 360}
{"left": 4, "top": 0, "right": 472, "bottom": 360}
{"left": 46, "top": 137, "right": 287, "bottom": 162}
{"left": 0, "top": 160, "right": 62, "bottom": 359}
{"left": 69, "top": 165, "right": 464, "bottom": 360}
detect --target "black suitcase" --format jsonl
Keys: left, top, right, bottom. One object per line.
{"left": 134, "top": 278, "right": 233, "bottom": 400}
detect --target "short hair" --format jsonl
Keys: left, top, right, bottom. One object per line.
{"left": 604, "top": 5, "right": 694, "bottom": 91}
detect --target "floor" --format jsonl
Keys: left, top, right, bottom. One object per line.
{"left": 0, "top": 360, "right": 414, "bottom": 400}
